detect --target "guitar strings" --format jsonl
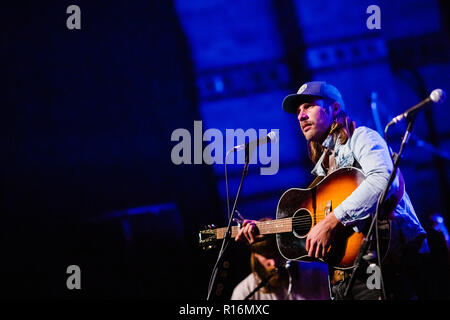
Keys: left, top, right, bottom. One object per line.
{"left": 214, "top": 215, "right": 328, "bottom": 237}
{"left": 251, "top": 216, "right": 327, "bottom": 231}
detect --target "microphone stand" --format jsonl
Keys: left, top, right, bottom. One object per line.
{"left": 344, "top": 112, "right": 418, "bottom": 300}
{"left": 206, "top": 144, "right": 252, "bottom": 300}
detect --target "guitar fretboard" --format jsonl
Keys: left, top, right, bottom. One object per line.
{"left": 215, "top": 218, "right": 293, "bottom": 240}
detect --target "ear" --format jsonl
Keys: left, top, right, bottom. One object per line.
{"left": 331, "top": 101, "right": 341, "bottom": 117}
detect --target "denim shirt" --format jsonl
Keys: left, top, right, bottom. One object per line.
{"left": 311, "top": 126, "right": 427, "bottom": 246}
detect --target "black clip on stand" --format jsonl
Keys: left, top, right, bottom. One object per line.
{"left": 206, "top": 144, "right": 252, "bottom": 300}
{"left": 344, "top": 113, "right": 418, "bottom": 300}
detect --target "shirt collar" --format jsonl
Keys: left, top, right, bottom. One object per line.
{"left": 310, "top": 133, "right": 341, "bottom": 176}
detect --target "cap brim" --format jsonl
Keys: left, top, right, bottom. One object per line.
{"left": 282, "top": 94, "right": 322, "bottom": 114}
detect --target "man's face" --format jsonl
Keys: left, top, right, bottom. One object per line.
{"left": 296, "top": 99, "right": 334, "bottom": 142}
{"left": 254, "top": 253, "right": 284, "bottom": 288}
{"left": 254, "top": 253, "right": 278, "bottom": 273}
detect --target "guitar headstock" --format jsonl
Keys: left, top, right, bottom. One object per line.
{"left": 199, "top": 225, "right": 218, "bottom": 250}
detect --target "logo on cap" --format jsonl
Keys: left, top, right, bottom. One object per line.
{"left": 297, "top": 84, "right": 307, "bottom": 94}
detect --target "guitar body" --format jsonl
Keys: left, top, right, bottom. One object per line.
{"left": 276, "top": 167, "right": 366, "bottom": 270}
{"left": 199, "top": 166, "right": 402, "bottom": 270}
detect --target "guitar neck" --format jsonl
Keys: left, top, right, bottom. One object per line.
{"left": 215, "top": 218, "right": 292, "bottom": 240}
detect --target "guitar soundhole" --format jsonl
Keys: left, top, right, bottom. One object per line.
{"left": 292, "top": 209, "right": 312, "bottom": 238}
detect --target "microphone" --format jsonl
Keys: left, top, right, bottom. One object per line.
{"left": 387, "top": 89, "right": 446, "bottom": 127}
{"left": 233, "top": 131, "right": 278, "bottom": 152}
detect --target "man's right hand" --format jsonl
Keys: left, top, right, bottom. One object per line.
{"left": 234, "top": 219, "right": 264, "bottom": 244}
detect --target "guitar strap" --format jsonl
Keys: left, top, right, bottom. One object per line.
{"left": 307, "top": 147, "right": 338, "bottom": 189}
{"left": 322, "top": 147, "right": 338, "bottom": 176}
{"left": 326, "top": 148, "right": 338, "bottom": 174}
{"left": 307, "top": 175, "right": 324, "bottom": 188}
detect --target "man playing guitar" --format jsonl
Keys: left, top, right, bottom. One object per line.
{"left": 235, "top": 81, "right": 429, "bottom": 300}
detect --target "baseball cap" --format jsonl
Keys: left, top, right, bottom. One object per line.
{"left": 282, "top": 81, "right": 345, "bottom": 114}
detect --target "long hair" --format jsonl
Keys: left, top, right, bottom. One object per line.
{"left": 307, "top": 105, "right": 356, "bottom": 164}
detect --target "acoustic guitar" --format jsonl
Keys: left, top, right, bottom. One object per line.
{"left": 199, "top": 167, "right": 403, "bottom": 270}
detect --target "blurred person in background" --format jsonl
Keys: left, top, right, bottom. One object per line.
{"left": 231, "top": 219, "right": 330, "bottom": 300}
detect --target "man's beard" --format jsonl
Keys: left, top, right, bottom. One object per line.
{"left": 256, "top": 265, "right": 288, "bottom": 293}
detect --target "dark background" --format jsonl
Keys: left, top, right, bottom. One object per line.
{"left": 1, "top": 0, "right": 449, "bottom": 299}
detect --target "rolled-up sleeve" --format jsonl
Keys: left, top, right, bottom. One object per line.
{"left": 333, "top": 127, "right": 399, "bottom": 226}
